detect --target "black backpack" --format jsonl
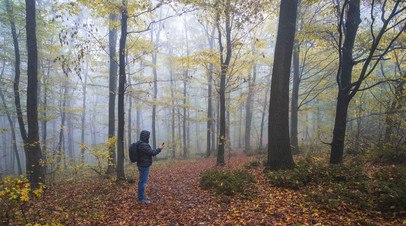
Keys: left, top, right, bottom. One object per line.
{"left": 129, "top": 142, "right": 140, "bottom": 163}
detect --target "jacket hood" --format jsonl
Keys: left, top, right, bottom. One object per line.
{"left": 140, "top": 130, "right": 150, "bottom": 143}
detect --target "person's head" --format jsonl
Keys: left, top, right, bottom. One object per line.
{"left": 140, "top": 130, "right": 150, "bottom": 143}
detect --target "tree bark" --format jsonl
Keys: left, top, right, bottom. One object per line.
{"left": 116, "top": 1, "right": 127, "bottom": 180}
{"left": 151, "top": 12, "right": 163, "bottom": 150}
{"left": 290, "top": 40, "right": 300, "bottom": 154}
{"left": 244, "top": 42, "right": 257, "bottom": 154}
{"left": 330, "top": 0, "right": 360, "bottom": 164}
{"left": 266, "top": 0, "right": 298, "bottom": 170}
{"left": 0, "top": 62, "right": 22, "bottom": 175}
{"left": 80, "top": 61, "right": 88, "bottom": 164}
{"left": 55, "top": 78, "right": 68, "bottom": 170}
{"left": 25, "top": 0, "right": 45, "bottom": 187}
{"left": 384, "top": 52, "right": 405, "bottom": 143}
{"left": 127, "top": 55, "right": 132, "bottom": 150}
{"left": 6, "top": 0, "right": 27, "bottom": 144}
{"left": 216, "top": 0, "right": 232, "bottom": 165}
{"left": 41, "top": 60, "right": 50, "bottom": 157}
{"left": 107, "top": 13, "right": 118, "bottom": 174}
{"left": 182, "top": 16, "right": 190, "bottom": 158}
{"left": 206, "top": 27, "right": 215, "bottom": 157}
{"left": 169, "top": 49, "right": 176, "bottom": 158}
{"left": 259, "top": 84, "right": 270, "bottom": 150}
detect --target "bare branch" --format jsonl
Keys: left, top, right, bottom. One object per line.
{"left": 357, "top": 79, "right": 400, "bottom": 91}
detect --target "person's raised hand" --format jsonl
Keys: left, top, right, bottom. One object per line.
{"left": 159, "top": 143, "right": 164, "bottom": 150}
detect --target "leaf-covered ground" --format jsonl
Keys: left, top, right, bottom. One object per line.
{"left": 26, "top": 153, "right": 404, "bottom": 225}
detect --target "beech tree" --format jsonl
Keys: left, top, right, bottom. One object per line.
{"left": 266, "top": 0, "right": 298, "bottom": 170}
{"left": 25, "top": 0, "right": 46, "bottom": 187}
{"left": 330, "top": 0, "right": 405, "bottom": 164}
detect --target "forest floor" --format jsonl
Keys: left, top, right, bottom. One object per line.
{"left": 15, "top": 153, "right": 405, "bottom": 225}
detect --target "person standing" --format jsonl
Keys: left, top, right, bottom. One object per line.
{"left": 135, "top": 130, "right": 164, "bottom": 204}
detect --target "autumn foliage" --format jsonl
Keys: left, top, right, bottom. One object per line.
{"left": 1, "top": 153, "right": 404, "bottom": 225}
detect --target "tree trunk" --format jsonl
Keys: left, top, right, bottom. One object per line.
{"left": 206, "top": 67, "right": 213, "bottom": 157}
{"left": 216, "top": 0, "right": 232, "bottom": 165}
{"left": 66, "top": 93, "right": 74, "bottom": 163}
{"left": 290, "top": 40, "right": 300, "bottom": 155}
{"left": 169, "top": 51, "right": 176, "bottom": 158}
{"left": 25, "top": 0, "right": 45, "bottom": 187}
{"left": 330, "top": 0, "right": 360, "bottom": 164}
{"left": 41, "top": 61, "right": 50, "bottom": 156}
{"left": 151, "top": 14, "right": 163, "bottom": 150}
{"left": 80, "top": 61, "right": 88, "bottom": 164}
{"left": 0, "top": 62, "right": 22, "bottom": 175}
{"left": 55, "top": 79, "right": 68, "bottom": 170}
{"left": 6, "top": 0, "right": 27, "bottom": 143}
{"left": 182, "top": 16, "right": 190, "bottom": 159}
{"left": 259, "top": 84, "right": 270, "bottom": 150}
{"left": 107, "top": 13, "right": 118, "bottom": 174}
{"left": 384, "top": 52, "right": 405, "bottom": 143}
{"left": 266, "top": 0, "right": 298, "bottom": 170}
{"left": 238, "top": 105, "right": 242, "bottom": 149}
{"left": 384, "top": 82, "right": 405, "bottom": 143}
{"left": 136, "top": 62, "right": 143, "bottom": 138}
{"left": 182, "top": 78, "right": 188, "bottom": 158}
{"left": 127, "top": 55, "right": 132, "bottom": 150}
{"left": 330, "top": 95, "right": 350, "bottom": 163}
{"left": 245, "top": 43, "right": 257, "bottom": 154}
{"left": 116, "top": 1, "right": 127, "bottom": 180}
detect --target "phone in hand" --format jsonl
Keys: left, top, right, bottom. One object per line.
{"left": 162, "top": 142, "right": 165, "bottom": 145}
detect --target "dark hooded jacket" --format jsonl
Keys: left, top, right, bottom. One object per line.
{"left": 135, "top": 130, "right": 161, "bottom": 167}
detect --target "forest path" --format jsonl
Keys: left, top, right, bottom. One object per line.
{"left": 32, "top": 153, "right": 400, "bottom": 225}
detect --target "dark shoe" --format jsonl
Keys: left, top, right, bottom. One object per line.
{"left": 139, "top": 199, "right": 151, "bottom": 204}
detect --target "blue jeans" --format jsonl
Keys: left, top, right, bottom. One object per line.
{"left": 137, "top": 166, "right": 150, "bottom": 201}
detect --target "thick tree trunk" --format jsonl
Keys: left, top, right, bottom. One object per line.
{"left": 330, "top": 0, "right": 360, "bottom": 164}
{"left": 107, "top": 13, "right": 118, "bottom": 174}
{"left": 218, "top": 67, "right": 226, "bottom": 165}
{"left": 25, "top": 0, "right": 45, "bottom": 187}
{"left": 330, "top": 94, "right": 350, "bottom": 163}
{"left": 216, "top": 0, "right": 232, "bottom": 165}
{"left": 116, "top": 1, "right": 127, "bottom": 180}
{"left": 266, "top": 0, "right": 298, "bottom": 170}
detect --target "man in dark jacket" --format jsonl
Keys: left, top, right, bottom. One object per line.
{"left": 135, "top": 130, "right": 164, "bottom": 204}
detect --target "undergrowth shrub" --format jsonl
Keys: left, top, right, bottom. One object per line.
{"left": 245, "top": 159, "right": 266, "bottom": 169}
{"left": 267, "top": 157, "right": 406, "bottom": 212}
{"left": 371, "top": 166, "right": 406, "bottom": 211}
{"left": 200, "top": 169, "right": 256, "bottom": 200}
{"left": 267, "top": 157, "right": 329, "bottom": 189}
{"left": 368, "top": 143, "right": 406, "bottom": 164}
{"left": 0, "top": 176, "right": 44, "bottom": 224}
